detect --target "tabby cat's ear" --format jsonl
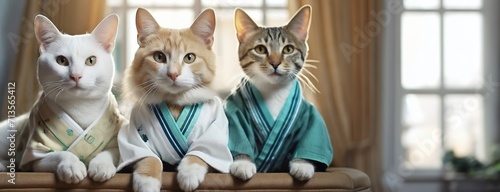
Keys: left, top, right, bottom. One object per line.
{"left": 91, "top": 14, "right": 119, "bottom": 53}
{"left": 136, "top": 8, "right": 160, "bottom": 46}
{"left": 190, "top": 8, "right": 216, "bottom": 48}
{"left": 34, "top": 15, "right": 61, "bottom": 51}
{"left": 234, "top": 8, "right": 259, "bottom": 42}
{"left": 285, "top": 5, "right": 311, "bottom": 42}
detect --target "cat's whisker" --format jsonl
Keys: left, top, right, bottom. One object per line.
{"left": 295, "top": 75, "right": 314, "bottom": 92}
{"left": 303, "top": 63, "right": 318, "bottom": 69}
{"left": 41, "top": 80, "right": 66, "bottom": 86}
{"left": 297, "top": 73, "right": 320, "bottom": 93}
{"left": 300, "top": 67, "right": 319, "bottom": 82}
{"left": 138, "top": 83, "right": 158, "bottom": 109}
{"left": 141, "top": 86, "right": 159, "bottom": 108}
{"left": 53, "top": 87, "right": 65, "bottom": 103}
{"left": 138, "top": 87, "right": 154, "bottom": 108}
{"left": 291, "top": 71, "right": 316, "bottom": 93}
{"left": 125, "top": 81, "right": 155, "bottom": 102}
{"left": 305, "top": 59, "right": 319, "bottom": 63}
{"left": 44, "top": 84, "right": 64, "bottom": 98}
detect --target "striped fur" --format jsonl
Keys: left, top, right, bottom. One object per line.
{"left": 230, "top": 5, "right": 317, "bottom": 181}
{"left": 235, "top": 6, "right": 311, "bottom": 85}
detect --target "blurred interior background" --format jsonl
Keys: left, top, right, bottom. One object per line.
{"left": 0, "top": 0, "right": 499, "bottom": 191}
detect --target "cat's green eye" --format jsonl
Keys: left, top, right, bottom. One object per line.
{"left": 56, "top": 56, "right": 69, "bottom": 66}
{"left": 153, "top": 51, "right": 167, "bottom": 63}
{"left": 183, "top": 53, "right": 196, "bottom": 64}
{"left": 85, "top": 56, "right": 97, "bottom": 66}
{"left": 254, "top": 45, "right": 268, "bottom": 54}
{"left": 282, "top": 45, "right": 295, "bottom": 54}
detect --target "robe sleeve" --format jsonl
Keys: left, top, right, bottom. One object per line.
{"left": 117, "top": 105, "right": 160, "bottom": 171}
{"left": 293, "top": 101, "right": 333, "bottom": 169}
{"left": 19, "top": 111, "right": 52, "bottom": 171}
{"left": 225, "top": 93, "right": 257, "bottom": 160}
{"left": 185, "top": 97, "right": 233, "bottom": 173}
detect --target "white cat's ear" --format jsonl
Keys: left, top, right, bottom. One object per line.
{"left": 190, "top": 8, "right": 216, "bottom": 48}
{"left": 234, "top": 8, "right": 259, "bottom": 42}
{"left": 136, "top": 8, "right": 160, "bottom": 45}
{"left": 285, "top": 5, "right": 311, "bottom": 42}
{"left": 34, "top": 15, "right": 61, "bottom": 50}
{"left": 91, "top": 14, "right": 119, "bottom": 53}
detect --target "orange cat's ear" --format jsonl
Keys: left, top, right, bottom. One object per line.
{"left": 91, "top": 14, "right": 119, "bottom": 53}
{"left": 190, "top": 8, "right": 216, "bottom": 48}
{"left": 34, "top": 14, "right": 61, "bottom": 51}
{"left": 285, "top": 5, "right": 311, "bottom": 42}
{"left": 136, "top": 8, "right": 160, "bottom": 46}
{"left": 234, "top": 8, "right": 259, "bottom": 42}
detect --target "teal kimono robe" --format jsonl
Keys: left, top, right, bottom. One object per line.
{"left": 225, "top": 80, "right": 333, "bottom": 172}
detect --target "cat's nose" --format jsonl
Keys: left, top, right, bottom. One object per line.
{"left": 269, "top": 62, "right": 281, "bottom": 70}
{"left": 167, "top": 72, "right": 178, "bottom": 81}
{"left": 70, "top": 74, "right": 82, "bottom": 83}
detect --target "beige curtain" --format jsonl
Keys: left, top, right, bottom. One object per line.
{"left": 1, "top": 0, "right": 106, "bottom": 120}
{"left": 290, "top": 1, "right": 383, "bottom": 191}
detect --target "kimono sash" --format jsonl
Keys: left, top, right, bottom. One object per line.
{"left": 240, "top": 80, "right": 303, "bottom": 172}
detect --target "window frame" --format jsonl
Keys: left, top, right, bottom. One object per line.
{"left": 381, "top": 0, "right": 500, "bottom": 185}
{"left": 106, "top": 0, "right": 288, "bottom": 73}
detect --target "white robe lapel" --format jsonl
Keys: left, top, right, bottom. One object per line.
{"left": 148, "top": 102, "right": 203, "bottom": 164}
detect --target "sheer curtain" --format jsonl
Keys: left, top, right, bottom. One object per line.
{"left": 290, "top": 1, "right": 383, "bottom": 191}
{"left": 1, "top": 0, "right": 106, "bottom": 120}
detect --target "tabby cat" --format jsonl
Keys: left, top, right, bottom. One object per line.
{"left": 225, "top": 5, "right": 333, "bottom": 181}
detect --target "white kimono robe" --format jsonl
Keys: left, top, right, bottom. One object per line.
{"left": 117, "top": 97, "right": 232, "bottom": 173}
{"left": 20, "top": 93, "right": 125, "bottom": 170}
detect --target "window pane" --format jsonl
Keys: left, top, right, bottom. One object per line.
{"left": 202, "top": 0, "right": 262, "bottom": 7}
{"left": 107, "top": 0, "right": 123, "bottom": 7}
{"left": 211, "top": 8, "right": 244, "bottom": 95}
{"left": 445, "top": 95, "right": 485, "bottom": 161}
{"left": 127, "top": 0, "right": 193, "bottom": 6}
{"left": 444, "top": 0, "right": 483, "bottom": 9}
{"left": 112, "top": 10, "right": 125, "bottom": 72}
{"left": 402, "top": 94, "right": 442, "bottom": 169}
{"left": 126, "top": 9, "right": 194, "bottom": 66}
{"left": 401, "top": 12, "right": 441, "bottom": 89}
{"left": 266, "top": 10, "right": 289, "bottom": 27}
{"left": 266, "top": 0, "right": 287, "bottom": 7}
{"left": 404, "top": 0, "right": 440, "bottom": 9}
{"left": 444, "top": 12, "right": 483, "bottom": 89}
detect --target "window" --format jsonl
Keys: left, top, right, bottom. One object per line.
{"left": 106, "top": 0, "right": 288, "bottom": 94}
{"left": 397, "top": 0, "right": 491, "bottom": 171}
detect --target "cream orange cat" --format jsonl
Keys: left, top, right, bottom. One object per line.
{"left": 117, "top": 8, "right": 232, "bottom": 192}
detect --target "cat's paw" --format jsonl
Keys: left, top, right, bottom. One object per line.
{"left": 177, "top": 161, "right": 207, "bottom": 192}
{"left": 133, "top": 172, "right": 161, "bottom": 192}
{"left": 289, "top": 160, "right": 314, "bottom": 181}
{"left": 88, "top": 158, "right": 116, "bottom": 182}
{"left": 56, "top": 158, "right": 87, "bottom": 184}
{"left": 230, "top": 159, "right": 256, "bottom": 180}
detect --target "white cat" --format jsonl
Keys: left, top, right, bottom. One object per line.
{"left": 0, "top": 14, "right": 125, "bottom": 184}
